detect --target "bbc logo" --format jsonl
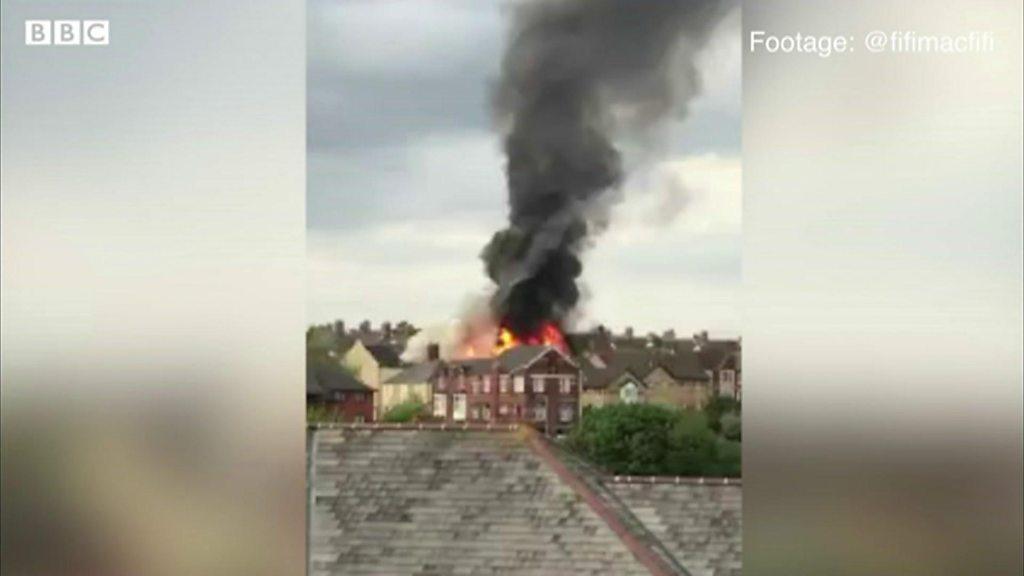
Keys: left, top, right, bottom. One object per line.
{"left": 25, "top": 20, "right": 109, "bottom": 46}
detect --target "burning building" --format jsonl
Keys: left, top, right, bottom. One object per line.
{"left": 432, "top": 344, "right": 581, "bottom": 435}
{"left": 399, "top": 0, "right": 732, "bottom": 428}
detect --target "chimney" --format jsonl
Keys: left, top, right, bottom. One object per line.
{"left": 333, "top": 320, "right": 346, "bottom": 337}
{"left": 693, "top": 330, "right": 709, "bottom": 351}
{"left": 426, "top": 343, "right": 440, "bottom": 361}
{"left": 624, "top": 326, "right": 634, "bottom": 339}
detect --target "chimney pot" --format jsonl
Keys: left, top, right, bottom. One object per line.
{"left": 426, "top": 343, "right": 440, "bottom": 361}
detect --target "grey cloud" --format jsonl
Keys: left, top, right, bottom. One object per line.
{"left": 307, "top": 0, "right": 504, "bottom": 152}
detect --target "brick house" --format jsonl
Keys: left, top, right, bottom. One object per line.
{"left": 307, "top": 359, "right": 375, "bottom": 423}
{"left": 432, "top": 345, "right": 581, "bottom": 435}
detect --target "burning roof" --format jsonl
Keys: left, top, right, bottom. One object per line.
{"left": 445, "top": 343, "right": 575, "bottom": 375}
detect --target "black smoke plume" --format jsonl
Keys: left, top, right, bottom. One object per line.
{"left": 483, "top": 0, "right": 732, "bottom": 337}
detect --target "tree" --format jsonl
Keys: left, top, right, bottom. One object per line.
{"left": 568, "top": 403, "right": 740, "bottom": 478}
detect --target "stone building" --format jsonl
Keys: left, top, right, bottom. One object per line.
{"left": 579, "top": 347, "right": 712, "bottom": 410}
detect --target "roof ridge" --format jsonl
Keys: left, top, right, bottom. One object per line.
{"left": 520, "top": 427, "right": 684, "bottom": 576}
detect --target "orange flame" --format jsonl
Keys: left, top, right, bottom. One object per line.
{"left": 492, "top": 321, "right": 568, "bottom": 355}
{"left": 456, "top": 320, "right": 569, "bottom": 359}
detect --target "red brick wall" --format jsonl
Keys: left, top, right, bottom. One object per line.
{"left": 523, "top": 351, "right": 580, "bottom": 434}
{"left": 322, "top": 391, "right": 375, "bottom": 423}
{"left": 435, "top": 349, "right": 581, "bottom": 434}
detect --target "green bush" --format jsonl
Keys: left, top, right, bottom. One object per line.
{"left": 720, "top": 411, "right": 742, "bottom": 441}
{"left": 382, "top": 397, "right": 427, "bottom": 423}
{"left": 663, "top": 410, "right": 718, "bottom": 476}
{"left": 704, "top": 395, "right": 741, "bottom": 433}
{"left": 712, "top": 438, "right": 742, "bottom": 477}
{"left": 569, "top": 403, "right": 741, "bottom": 478}
{"left": 307, "top": 404, "right": 337, "bottom": 423}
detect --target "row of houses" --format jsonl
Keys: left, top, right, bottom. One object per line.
{"left": 307, "top": 329, "right": 741, "bottom": 433}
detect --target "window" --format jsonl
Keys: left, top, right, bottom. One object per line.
{"left": 433, "top": 394, "right": 447, "bottom": 418}
{"left": 513, "top": 375, "right": 525, "bottom": 393}
{"left": 482, "top": 376, "right": 491, "bottom": 394}
{"left": 532, "top": 377, "right": 546, "bottom": 393}
{"left": 533, "top": 401, "right": 547, "bottom": 421}
{"left": 559, "top": 377, "right": 573, "bottom": 394}
{"left": 498, "top": 403, "right": 509, "bottom": 416}
{"left": 481, "top": 404, "right": 491, "bottom": 420}
{"left": 354, "top": 415, "right": 365, "bottom": 424}
{"left": 499, "top": 375, "right": 510, "bottom": 394}
{"left": 470, "top": 406, "right": 480, "bottom": 420}
{"left": 471, "top": 377, "right": 481, "bottom": 394}
{"left": 333, "top": 391, "right": 345, "bottom": 402}
{"left": 452, "top": 394, "right": 467, "bottom": 421}
{"left": 560, "top": 403, "right": 575, "bottom": 423}
{"left": 437, "top": 378, "right": 446, "bottom": 392}
{"left": 722, "top": 370, "right": 735, "bottom": 384}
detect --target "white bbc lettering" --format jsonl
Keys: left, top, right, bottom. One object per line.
{"left": 83, "top": 20, "right": 109, "bottom": 45}
{"left": 53, "top": 20, "right": 81, "bottom": 45}
{"left": 25, "top": 21, "right": 51, "bottom": 45}
{"left": 24, "top": 20, "right": 109, "bottom": 46}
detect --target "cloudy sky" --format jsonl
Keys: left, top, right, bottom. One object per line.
{"left": 307, "top": 0, "right": 741, "bottom": 336}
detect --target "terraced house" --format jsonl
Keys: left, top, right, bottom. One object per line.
{"left": 432, "top": 345, "right": 581, "bottom": 435}
{"left": 568, "top": 329, "right": 742, "bottom": 410}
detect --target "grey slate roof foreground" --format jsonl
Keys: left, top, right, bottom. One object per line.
{"left": 611, "top": 483, "right": 741, "bottom": 576}
{"left": 309, "top": 427, "right": 741, "bottom": 576}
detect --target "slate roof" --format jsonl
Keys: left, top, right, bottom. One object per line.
{"left": 497, "top": 345, "right": 572, "bottom": 372}
{"left": 384, "top": 360, "right": 441, "bottom": 385}
{"left": 657, "top": 347, "right": 708, "bottom": 381}
{"left": 444, "top": 357, "right": 496, "bottom": 376}
{"left": 307, "top": 365, "right": 323, "bottom": 396}
{"left": 307, "top": 359, "right": 372, "bottom": 397}
{"left": 610, "top": 483, "right": 742, "bottom": 576}
{"left": 310, "top": 429, "right": 652, "bottom": 576}
{"left": 440, "top": 345, "right": 572, "bottom": 376}
{"left": 309, "top": 428, "right": 743, "bottom": 575}
{"left": 691, "top": 340, "right": 741, "bottom": 372}
{"left": 581, "top": 347, "right": 708, "bottom": 391}
{"left": 365, "top": 343, "right": 403, "bottom": 368}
